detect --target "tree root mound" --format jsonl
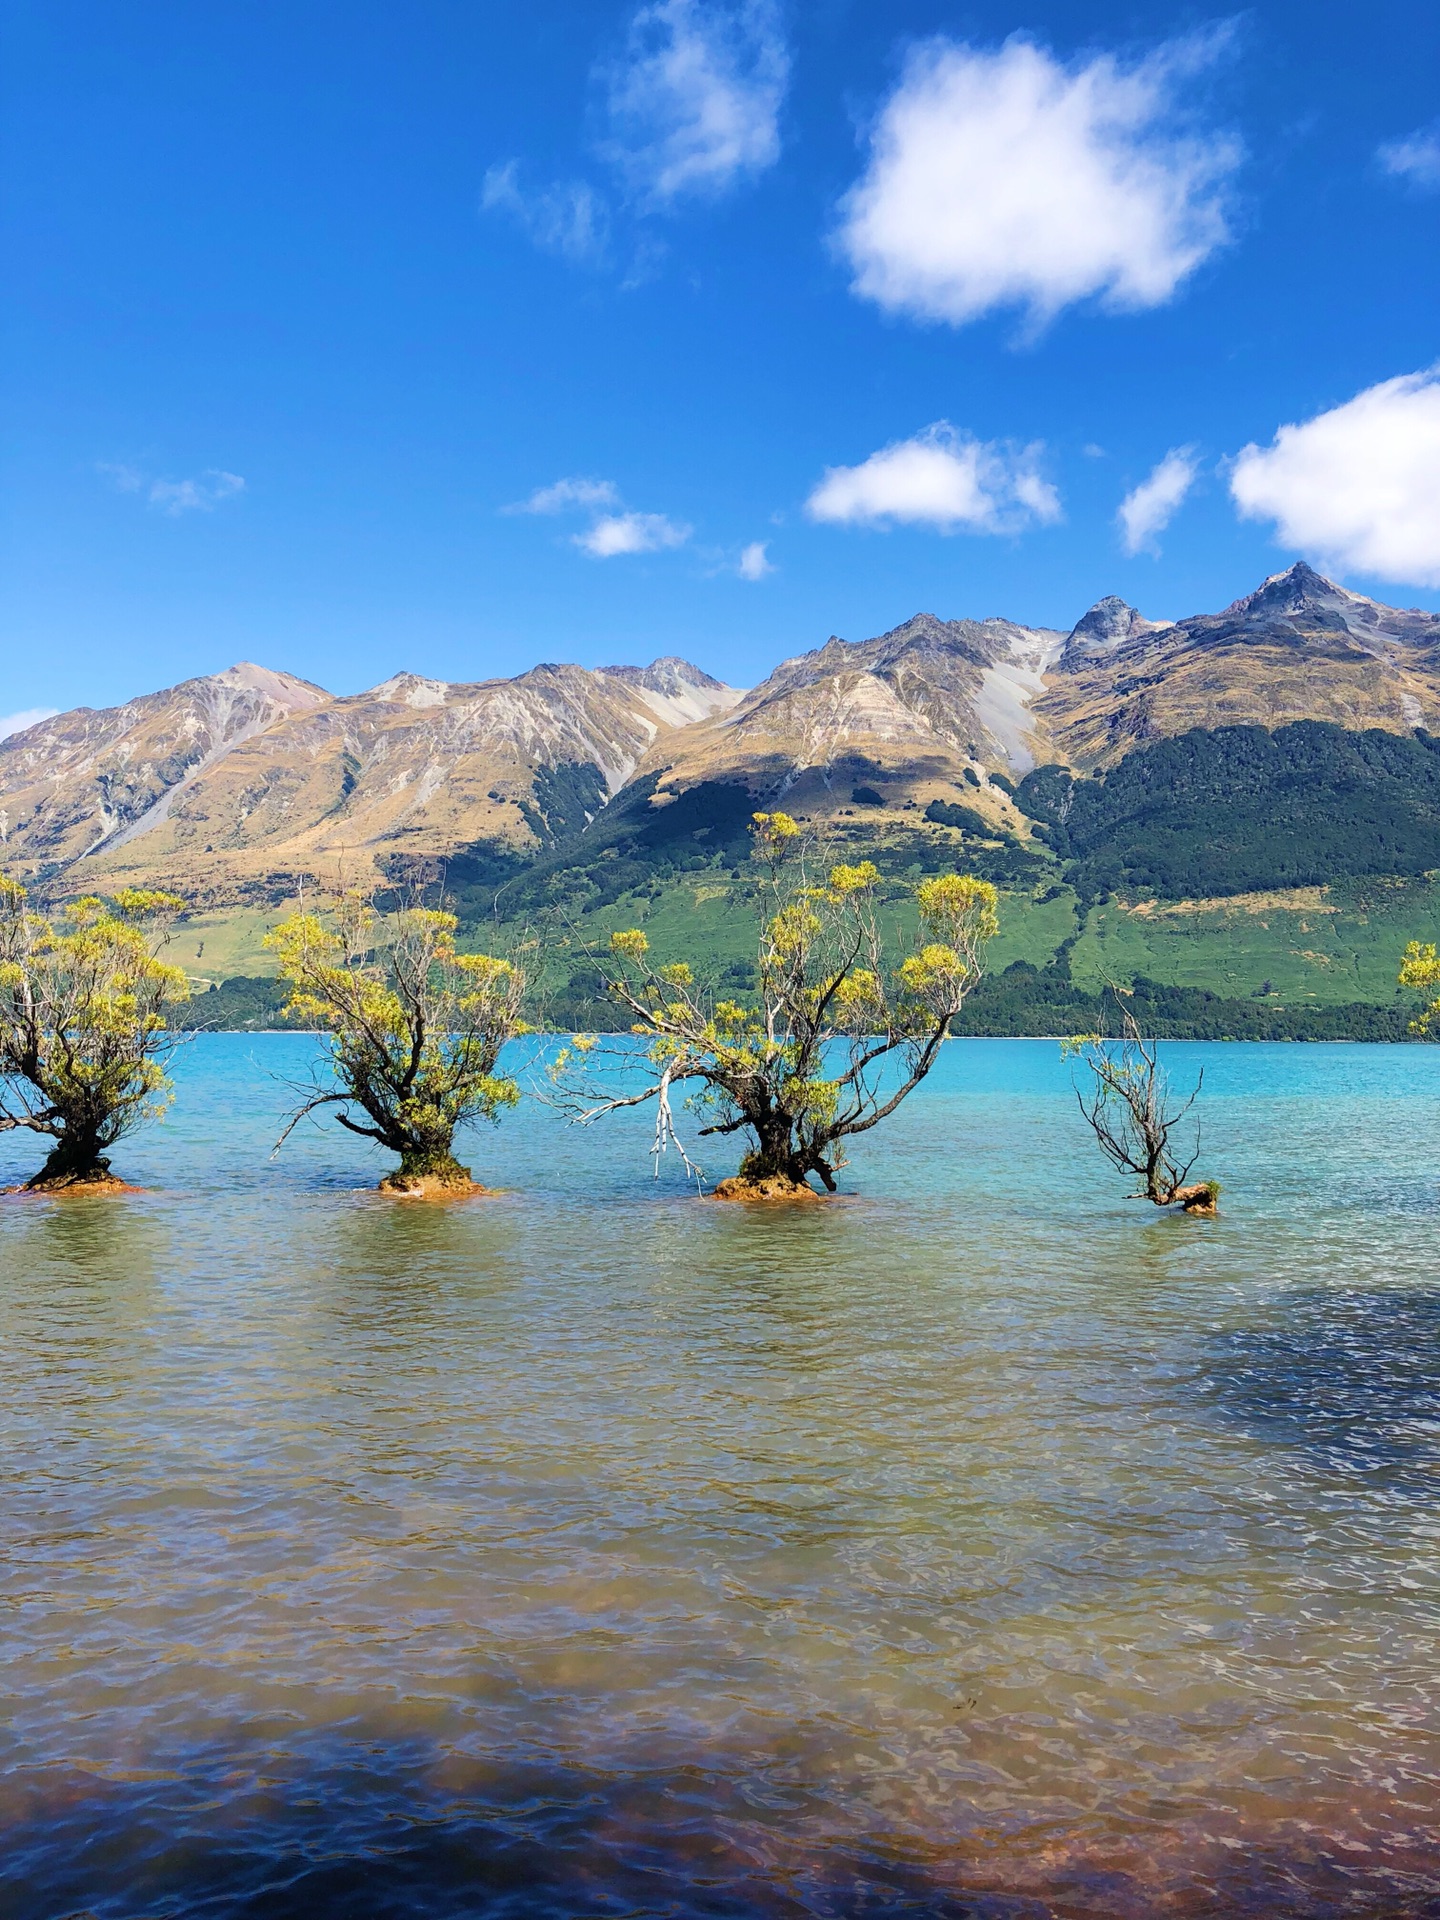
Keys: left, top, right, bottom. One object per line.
{"left": 709, "top": 1174, "right": 830, "bottom": 1203}
{"left": 10, "top": 1170, "right": 142, "bottom": 1197}
{"left": 1173, "top": 1183, "right": 1219, "bottom": 1214}
{"left": 376, "top": 1170, "right": 490, "bottom": 1200}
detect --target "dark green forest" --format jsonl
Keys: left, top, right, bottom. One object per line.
{"left": 1018, "top": 721, "right": 1440, "bottom": 899}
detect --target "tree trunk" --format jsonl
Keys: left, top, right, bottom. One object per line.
{"left": 25, "top": 1132, "right": 114, "bottom": 1191}
{"left": 379, "top": 1143, "right": 475, "bottom": 1194}
{"left": 711, "top": 1115, "right": 832, "bottom": 1199}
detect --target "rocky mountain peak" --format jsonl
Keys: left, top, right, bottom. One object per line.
{"left": 1212, "top": 563, "right": 1440, "bottom": 652}
{"left": 212, "top": 662, "right": 330, "bottom": 708}
{"left": 1223, "top": 562, "right": 1344, "bottom": 622}
{"left": 1062, "top": 596, "right": 1169, "bottom": 665}
{"left": 601, "top": 656, "right": 745, "bottom": 726}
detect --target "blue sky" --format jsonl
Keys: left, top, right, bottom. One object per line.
{"left": 3, "top": 0, "right": 1438, "bottom": 718}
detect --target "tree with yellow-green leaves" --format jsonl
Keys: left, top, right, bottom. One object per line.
{"left": 1399, "top": 942, "right": 1440, "bottom": 1034}
{"left": 0, "top": 879, "right": 189, "bottom": 1190}
{"left": 557, "top": 812, "right": 998, "bottom": 1198}
{"left": 267, "top": 892, "right": 528, "bottom": 1192}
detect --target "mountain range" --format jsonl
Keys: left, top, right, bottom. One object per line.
{"left": 5, "top": 562, "right": 1440, "bottom": 915}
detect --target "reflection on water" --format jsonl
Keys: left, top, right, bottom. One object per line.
{"left": 1, "top": 1037, "right": 1439, "bottom": 1917}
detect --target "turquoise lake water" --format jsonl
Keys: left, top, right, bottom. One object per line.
{"left": 1, "top": 1036, "right": 1438, "bottom": 1917}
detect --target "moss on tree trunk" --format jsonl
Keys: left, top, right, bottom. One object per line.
{"left": 378, "top": 1145, "right": 476, "bottom": 1194}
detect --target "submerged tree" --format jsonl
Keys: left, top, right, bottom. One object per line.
{"left": 1399, "top": 942, "right": 1440, "bottom": 1033}
{"left": 267, "top": 892, "right": 528, "bottom": 1193}
{"left": 558, "top": 812, "right": 998, "bottom": 1198}
{"left": 1066, "top": 995, "right": 1218, "bottom": 1212}
{"left": 0, "top": 879, "right": 189, "bottom": 1190}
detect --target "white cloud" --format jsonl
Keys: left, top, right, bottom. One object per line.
{"left": 1117, "top": 447, "right": 1198, "bottom": 555}
{"left": 1229, "top": 369, "right": 1440, "bottom": 588}
{"left": 0, "top": 708, "right": 59, "bottom": 742}
{"left": 1378, "top": 124, "right": 1440, "bottom": 191}
{"left": 147, "top": 471, "right": 246, "bottom": 515}
{"left": 602, "top": 0, "right": 787, "bottom": 204}
{"left": 509, "top": 476, "right": 622, "bottom": 515}
{"left": 576, "top": 511, "right": 691, "bottom": 558}
{"left": 836, "top": 31, "right": 1239, "bottom": 331}
{"left": 806, "top": 423, "right": 1061, "bottom": 535}
{"left": 737, "top": 540, "right": 773, "bottom": 579}
{"left": 99, "top": 463, "right": 245, "bottom": 514}
{"left": 482, "top": 162, "right": 610, "bottom": 262}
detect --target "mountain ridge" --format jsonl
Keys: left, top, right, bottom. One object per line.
{"left": 6, "top": 564, "right": 1440, "bottom": 907}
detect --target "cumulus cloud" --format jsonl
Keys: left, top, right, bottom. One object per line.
{"left": 509, "top": 476, "right": 622, "bottom": 515}
{"left": 482, "top": 163, "right": 611, "bottom": 262}
{"left": 99, "top": 463, "right": 245, "bottom": 515}
{"left": 575, "top": 511, "right": 691, "bottom": 558}
{"left": 601, "top": 0, "right": 787, "bottom": 204}
{"left": 0, "top": 708, "right": 59, "bottom": 742}
{"left": 1117, "top": 447, "right": 1198, "bottom": 555}
{"left": 1378, "top": 123, "right": 1440, "bottom": 191}
{"left": 1229, "top": 369, "right": 1440, "bottom": 588}
{"left": 737, "top": 540, "right": 773, "bottom": 579}
{"left": 836, "top": 31, "right": 1239, "bottom": 331}
{"left": 806, "top": 423, "right": 1061, "bottom": 535}
{"left": 511, "top": 478, "right": 691, "bottom": 557}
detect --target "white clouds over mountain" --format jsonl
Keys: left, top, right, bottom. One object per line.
{"left": 1230, "top": 370, "right": 1440, "bottom": 588}
{"left": 806, "top": 423, "right": 1061, "bottom": 534}
{"left": 1117, "top": 448, "right": 1198, "bottom": 555}
{"left": 836, "top": 32, "right": 1239, "bottom": 331}
{"left": 602, "top": 0, "right": 788, "bottom": 204}
{"left": 0, "top": 708, "right": 59, "bottom": 742}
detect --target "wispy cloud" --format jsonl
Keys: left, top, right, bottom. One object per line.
{"left": 806, "top": 423, "right": 1061, "bottom": 534}
{"left": 0, "top": 707, "right": 60, "bottom": 743}
{"left": 1117, "top": 447, "right": 1198, "bottom": 555}
{"left": 484, "top": 1, "right": 788, "bottom": 268}
{"left": 736, "top": 540, "right": 773, "bottom": 579}
{"left": 576, "top": 511, "right": 691, "bottom": 558}
{"left": 836, "top": 29, "right": 1240, "bottom": 333}
{"left": 601, "top": 0, "right": 788, "bottom": 205}
{"left": 1230, "top": 369, "right": 1440, "bottom": 588}
{"left": 481, "top": 163, "right": 611, "bottom": 263}
{"left": 1378, "top": 122, "right": 1440, "bottom": 192}
{"left": 508, "top": 476, "right": 622, "bottom": 515}
{"left": 508, "top": 477, "right": 691, "bottom": 558}
{"left": 99, "top": 462, "right": 246, "bottom": 515}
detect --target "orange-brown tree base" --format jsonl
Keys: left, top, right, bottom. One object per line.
{"left": 709, "top": 1173, "right": 830, "bottom": 1203}
{"left": 377, "top": 1169, "right": 488, "bottom": 1199}
{"left": 11, "top": 1169, "right": 141, "bottom": 1196}
{"left": 1173, "top": 1183, "right": 1219, "bottom": 1214}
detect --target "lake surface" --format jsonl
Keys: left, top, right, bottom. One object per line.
{"left": 2, "top": 1037, "right": 1439, "bottom": 1918}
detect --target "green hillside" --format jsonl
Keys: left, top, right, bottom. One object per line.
{"left": 177, "top": 718, "right": 1440, "bottom": 1038}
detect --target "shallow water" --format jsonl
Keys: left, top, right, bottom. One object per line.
{"left": 2, "top": 1037, "right": 1439, "bottom": 1918}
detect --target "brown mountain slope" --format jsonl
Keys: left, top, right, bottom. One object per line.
{"left": 0, "top": 663, "right": 330, "bottom": 873}
{"left": 9, "top": 564, "right": 1440, "bottom": 908}
{"left": 22, "top": 656, "right": 741, "bottom": 904}
{"left": 634, "top": 612, "right": 1064, "bottom": 831}
{"left": 1040, "top": 564, "right": 1440, "bottom": 770}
